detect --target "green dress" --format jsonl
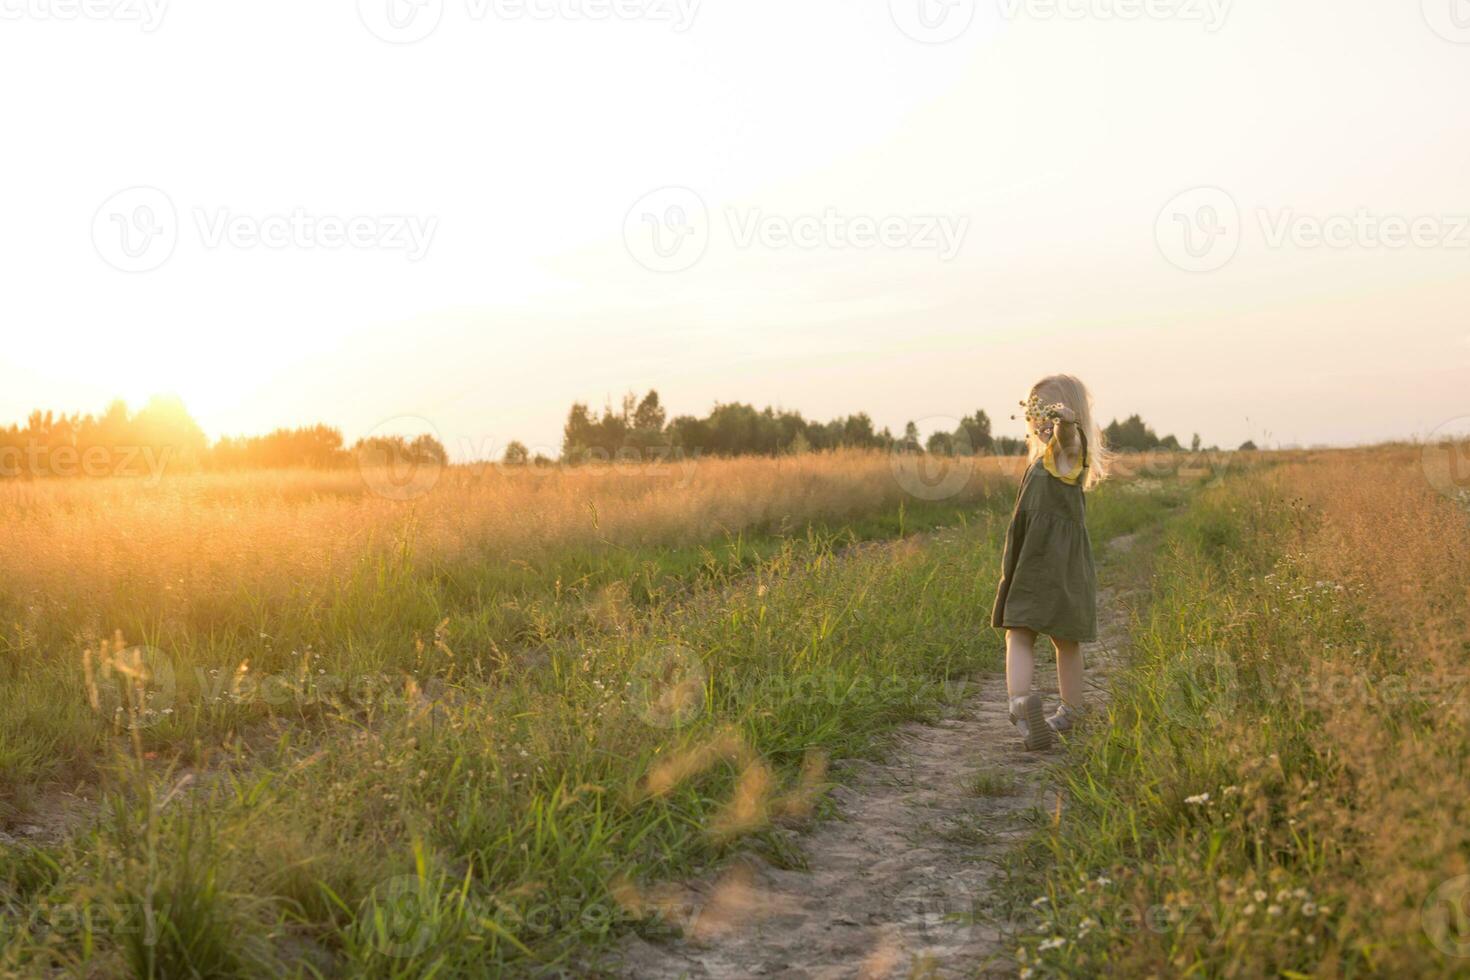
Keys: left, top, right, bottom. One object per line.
{"left": 990, "top": 432, "right": 1097, "bottom": 642}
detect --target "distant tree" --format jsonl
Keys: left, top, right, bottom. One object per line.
{"left": 1239, "top": 440, "right": 1258, "bottom": 452}
{"left": 632, "top": 390, "right": 666, "bottom": 434}
{"left": 1190, "top": 433, "right": 1202, "bottom": 453}
{"left": 1104, "top": 414, "right": 1180, "bottom": 453}
{"left": 502, "top": 441, "right": 530, "bottom": 466}
{"left": 900, "top": 421, "right": 922, "bottom": 454}
{"left": 353, "top": 433, "right": 447, "bottom": 470}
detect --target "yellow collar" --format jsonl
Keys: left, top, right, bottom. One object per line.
{"left": 1042, "top": 430, "right": 1086, "bottom": 486}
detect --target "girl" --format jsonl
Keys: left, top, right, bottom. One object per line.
{"left": 991, "top": 374, "right": 1108, "bottom": 750}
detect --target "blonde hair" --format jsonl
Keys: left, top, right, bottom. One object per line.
{"left": 1025, "top": 374, "right": 1110, "bottom": 490}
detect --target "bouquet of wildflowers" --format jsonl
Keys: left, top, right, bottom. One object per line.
{"left": 1013, "top": 394, "right": 1066, "bottom": 425}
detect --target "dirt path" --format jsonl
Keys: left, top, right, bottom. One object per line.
{"left": 613, "top": 580, "right": 1131, "bottom": 979}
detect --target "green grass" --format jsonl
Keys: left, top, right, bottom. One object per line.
{"left": 1008, "top": 462, "right": 1470, "bottom": 977}
{"left": 0, "top": 496, "right": 1020, "bottom": 976}
{"left": 0, "top": 496, "right": 989, "bottom": 801}
{"left": 967, "top": 768, "right": 1021, "bottom": 798}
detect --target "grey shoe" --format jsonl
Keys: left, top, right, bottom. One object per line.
{"left": 1047, "top": 702, "right": 1083, "bottom": 735}
{"left": 1009, "top": 694, "right": 1054, "bottom": 751}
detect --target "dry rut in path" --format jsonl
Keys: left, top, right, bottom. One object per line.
{"left": 613, "top": 582, "right": 1131, "bottom": 979}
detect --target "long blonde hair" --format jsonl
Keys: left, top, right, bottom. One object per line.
{"left": 1024, "top": 374, "right": 1109, "bottom": 490}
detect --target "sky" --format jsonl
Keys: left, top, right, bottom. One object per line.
{"left": 2, "top": 0, "right": 1468, "bottom": 460}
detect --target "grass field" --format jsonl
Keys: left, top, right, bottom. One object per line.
{"left": 5, "top": 444, "right": 1464, "bottom": 977}
{"left": 1011, "top": 444, "right": 1470, "bottom": 977}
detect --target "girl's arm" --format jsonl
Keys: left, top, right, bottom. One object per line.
{"left": 1052, "top": 406, "right": 1082, "bottom": 456}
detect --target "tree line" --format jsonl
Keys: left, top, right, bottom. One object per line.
{"left": 0, "top": 397, "right": 447, "bottom": 479}
{"left": 559, "top": 390, "right": 1040, "bottom": 463}
{"left": 1, "top": 391, "right": 1225, "bottom": 479}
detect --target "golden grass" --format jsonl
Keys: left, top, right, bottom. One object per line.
{"left": 0, "top": 451, "right": 1020, "bottom": 648}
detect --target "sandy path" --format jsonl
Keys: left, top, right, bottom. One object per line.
{"left": 613, "top": 576, "right": 1131, "bottom": 979}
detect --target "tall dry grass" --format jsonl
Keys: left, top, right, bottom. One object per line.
{"left": 0, "top": 452, "right": 1019, "bottom": 649}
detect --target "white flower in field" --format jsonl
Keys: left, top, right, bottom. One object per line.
{"left": 1038, "top": 936, "right": 1066, "bottom": 951}
{"left": 1242, "top": 904, "right": 1256, "bottom": 916}
{"left": 1031, "top": 896, "right": 1050, "bottom": 908}
{"left": 1095, "top": 876, "right": 1112, "bottom": 887}
{"left": 1253, "top": 890, "right": 1268, "bottom": 902}
{"left": 1223, "top": 785, "right": 1240, "bottom": 796}
{"left": 1267, "top": 904, "right": 1283, "bottom": 917}
{"left": 1302, "top": 902, "right": 1318, "bottom": 916}
{"left": 1276, "top": 889, "right": 1291, "bottom": 903}
{"left": 1020, "top": 968, "right": 1034, "bottom": 979}
{"left": 1185, "top": 793, "right": 1210, "bottom": 805}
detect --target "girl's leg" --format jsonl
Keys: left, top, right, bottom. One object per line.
{"left": 1006, "top": 627, "right": 1037, "bottom": 700}
{"left": 1052, "top": 637, "right": 1085, "bottom": 708}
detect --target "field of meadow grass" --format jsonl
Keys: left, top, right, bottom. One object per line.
{"left": 0, "top": 444, "right": 1352, "bottom": 977}
{"left": 0, "top": 450, "right": 1028, "bottom": 975}
{"left": 1012, "top": 444, "right": 1470, "bottom": 977}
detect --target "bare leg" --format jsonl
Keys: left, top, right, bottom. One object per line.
{"left": 1052, "top": 637, "right": 1085, "bottom": 708}
{"left": 1006, "top": 628, "right": 1037, "bottom": 700}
